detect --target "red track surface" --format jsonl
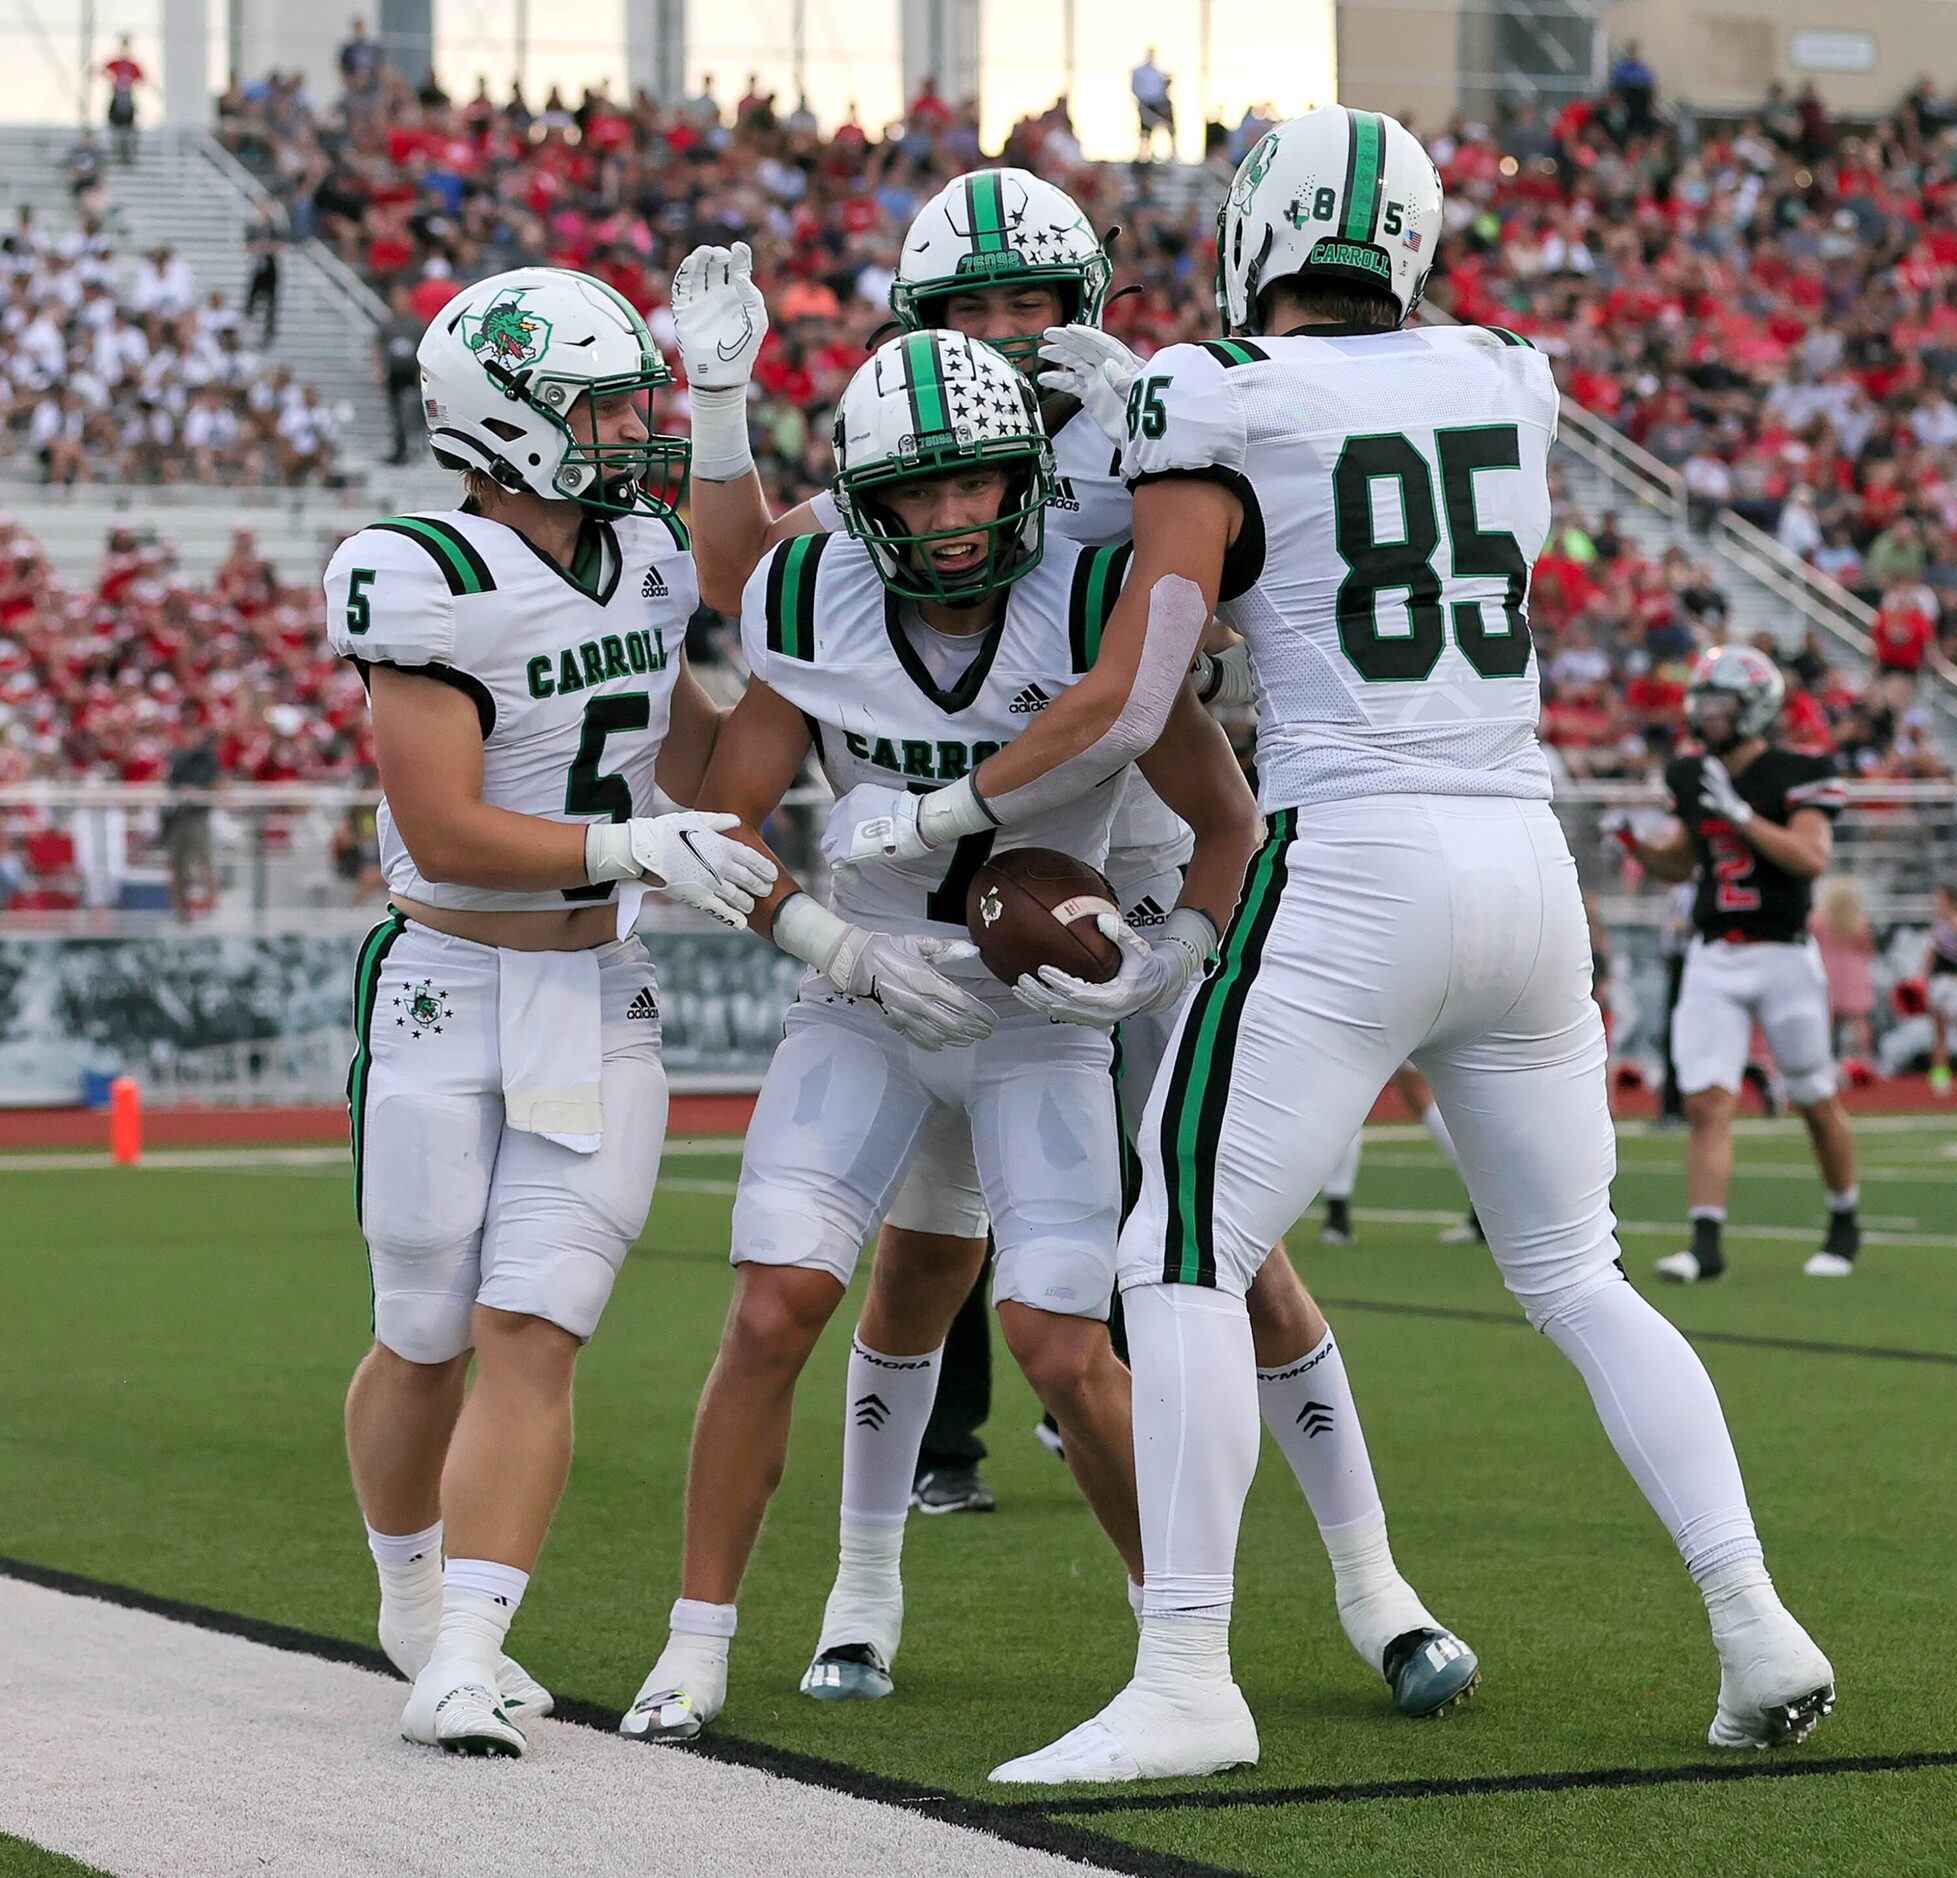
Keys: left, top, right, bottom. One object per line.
{"left": 1, "top": 1082, "right": 1949, "bottom": 1152}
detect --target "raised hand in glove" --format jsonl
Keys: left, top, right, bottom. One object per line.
{"left": 1698, "top": 758, "right": 1754, "bottom": 830}
{"left": 1037, "top": 325, "right": 1143, "bottom": 442}
{"left": 671, "top": 241, "right": 768, "bottom": 391}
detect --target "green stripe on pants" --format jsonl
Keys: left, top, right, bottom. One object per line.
{"left": 347, "top": 910, "right": 407, "bottom": 1228}
{"left": 1159, "top": 811, "right": 1294, "bottom": 1285}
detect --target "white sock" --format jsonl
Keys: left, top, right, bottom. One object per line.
{"left": 1124, "top": 1283, "right": 1259, "bottom": 1624}
{"left": 841, "top": 1337, "right": 942, "bottom": 1527}
{"left": 1419, "top": 1102, "right": 1461, "bottom": 1171}
{"left": 650, "top": 1597, "right": 736, "bottom": 1711}
{"left": 1535, "top": 1277, "right": 1762, "bottom": 1581}
{"left": 1320, "top": 1511, "right": 1437, "bottom": 1669}
{"left": 366, "top": 1519, "right": 442, "bottom": 1626}
{"left": 1257, "top": 1331, "right": 1383, "bottom": 1532}
{"left": 429, "top": 1560, "right": 526, "bottom": 1677}
{"left": 815, "top": 1522, "right": 905, "bottom": 1661}
{"left": 1131, "top": 1613, "right": 1234, "bottom": 1699}
{"left": 1323, "top": 1134, "right": 1361, "bottom": 1202}
{"left": 1126, "top": 1577, "right": 1145, "bottom": 1622}
{"left": 1826, "top": 1186, "right": 1858, "bottom": 1213}
{"left": 1698, "top": 1556, "right": 1786, "bottom": 1642}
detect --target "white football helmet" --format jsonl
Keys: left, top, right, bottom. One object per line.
{"left": 832, "top": 330, "right": 1055, "bottom": 604}
{"left": 417, "top": 266, "right": 688, "bottom": 516}
{"left": 1687, "top": 644, "right": 1785, "bottom": 750}
{"left": 1216, "top": 106, "right": 1442, "bottom": 333}
{"left": 891, "top": 169, "right": 1112, "bottom": 367}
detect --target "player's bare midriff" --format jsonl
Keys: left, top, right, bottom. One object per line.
{"left": 391, "top": 895, "right": 618, "bottom": 952}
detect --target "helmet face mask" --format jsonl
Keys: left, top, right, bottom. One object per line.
{"left": 421, "top": 269, "right": 691, "bottom": 518}
{"left": 891, "top": 169, "right": 1111, "bottom": 373}
{"left": 833, "top": 331, "right": 1056, "bottom": 606}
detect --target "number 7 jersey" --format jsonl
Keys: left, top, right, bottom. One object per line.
{"left": 1122, "top": 325, "right": 1557, "bottom": 812}
{"left": 324, "top": 504, "right": 697, "bottom": 912}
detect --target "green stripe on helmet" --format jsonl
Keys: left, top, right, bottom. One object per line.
{"left": 969, "top": 170, "right": 1008, "bottom": 253}
{"left": 904, "top": 331, "right": 952, "bottom": 438}
{"left": 1343, "top": 111, "right": 1386, "bottom": 244}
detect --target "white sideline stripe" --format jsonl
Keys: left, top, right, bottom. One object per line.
{"left": 1357, "top": 1150, "right": 1957, "bottom": 1187}
{"left": 1351, "top": 1207, "right": 1955, "bottom": 1250}
{"left": 0, "top": 1578, "right": 1094, "bottom": 1878}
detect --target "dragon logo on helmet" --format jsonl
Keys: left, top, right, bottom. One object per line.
{"left": 463, "top": 293, "right": 552, "bottom": 368}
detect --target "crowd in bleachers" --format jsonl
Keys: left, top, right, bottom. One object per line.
{"left": 0, "top": 202, "right": 339, "bottom": 488}
{"left": 1, "top": 47, "right": 1953, "bottom": 837}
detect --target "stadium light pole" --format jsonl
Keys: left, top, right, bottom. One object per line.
{"left": 1062, "top": 0, "right": 1074, "bottom": 103}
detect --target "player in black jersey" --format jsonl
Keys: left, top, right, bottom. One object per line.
{"left": 1617, "top": 646, "right": 1861, "bottom": 1281}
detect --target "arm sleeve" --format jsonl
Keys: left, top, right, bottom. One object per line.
{"left": 1662, "top": 756, "right": 1697, "bottom": 820}
{"left": 324, "top": 528, "right": 457, "bottom": 670}
{"left": 1119, "top": 343, "right": 1248, "bottom": 487}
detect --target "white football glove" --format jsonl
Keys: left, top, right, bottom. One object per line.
{"left": 584, "top": 812, "right": 777, "bottom": 930}
{"left": 1037, "top": 325, "right": 1143, "bottom": 442}
{"left": 1013, "top": 910, "right": 1214, "bottom": 1029}
{"left": 773, "top": 893, "right": 994, "bottom": 1049}
{"left": 1698, "top": 758, "right": 1754, "bottom": 829}
{"left": 822, "top": 784, "right": 932, "bottom": 878}
{"left": 670, "top": 241, "right": 768, "bottom": 391}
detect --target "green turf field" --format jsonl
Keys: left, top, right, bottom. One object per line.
{"left": 3, "top": 1117, "right": 1955, "bottom": 1875}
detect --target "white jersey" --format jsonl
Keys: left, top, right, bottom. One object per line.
{"left": 1121, "top": 325, "right": 1557, "bottom": 813}
{"left": 741, "top": 531, "right": 1133, "bottom": 950}
{"left": 805, "top": 403, "right": 1193, "bottom": 892}
{"left": 325, "top": 504, "right": 698, "bottom": 913}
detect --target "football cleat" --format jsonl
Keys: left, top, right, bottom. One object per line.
{"left": 989, "top": 1679, "right": 1258, "bottom": 1784}
{"left": 1709, "top": 1607, "right": 1835, "bottom": 1750}
{"left": 1439, "top": 1210, "right": 1484, "bottom": 1245}
{"left": 1803, "top": 1252, "right": 1854, "bottom": 1277}
{"left": 619, "top": 1682, "right": 711, "bottom": 1743}
{"left": 800, "top": 1642, "right": 894, "bottom": 1702}
{"left": 378, "top": 1611, "right": 553, "bottom": 1720}
{"left": 1321, "top": 1196, "right": 1354, "bottom": 1246}
{"left": 912, "top": 1464, "right": 995, "bottom": 1514}
{"left": 1034, "top": 1417, "right": 1066, "bottom": 1461}
{"left": 1382, "top": 1626, "right": 1480, "bottom": 1718}
{"left": 400, "top": 1666, "right": 525, "bottom": 1757}
{"left": 1655, "top": 1250, "right": 1723, "bottom": 1284}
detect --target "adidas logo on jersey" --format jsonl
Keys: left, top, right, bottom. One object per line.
{"left": 625, "top": 987, "right": 659, "bottom": 1021}
{"left": 1126, "top": 895, "right": 1168, "bottom": 928}
{"left": 641, "top": 565, "right": 668, "bottom": 598}
{"left": 1009, "top": 684, "right": 1051, "bottom": 715}
{"left": 1051, "top": 475, "right": 1081, "bottom": 513}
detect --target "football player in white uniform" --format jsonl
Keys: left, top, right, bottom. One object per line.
{"left": 324, "top": 267, "right": 774, "bottom": 1757}
{"left": 619, "top": 330, "right": 1259, "bottom": 1743}
{"left": 673, "top": 179, "right": 1479, "bottom": 1725}
{"left": 828, "top": 109, "right": 1835, "bottom": 1779}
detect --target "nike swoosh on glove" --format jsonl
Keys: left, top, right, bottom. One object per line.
{"left": 1036, "top": 325, "right": 1143, "bottom": 443}
{"left": 1013, "top": 912, "right": 1206, "bottom": 1028}
{"left": 671, "top": 241, "right": 768, "bottom": 390}
{"left": 587, "top": 813, "right": 777, "bottom": 929}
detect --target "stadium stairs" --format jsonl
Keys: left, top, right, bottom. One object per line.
{"left": 1, "top": 123, "right": 449, "bottom": 579}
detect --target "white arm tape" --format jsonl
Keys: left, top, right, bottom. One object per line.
{"left": 687, "top": 384, "right": 754, "bottom": 482}
{"left": 981, "top": 574, "right": 1209, "bottom": 827}
{"left": 771, "top": 891, "right": 849, "bottom": 973}
{"left": 1193, "top": 639, "right": 1255, "bottom": 712}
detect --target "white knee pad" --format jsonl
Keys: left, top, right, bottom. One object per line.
{"left": 373, "top": 1275, "right": 478, "bottom": 1364}
{"left": 1785, "top": 1064, "right": 1838, "bottom": 1107}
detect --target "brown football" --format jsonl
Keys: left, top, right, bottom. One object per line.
{"left": 967, "top": 847, "right": 1123, "bottom": 987}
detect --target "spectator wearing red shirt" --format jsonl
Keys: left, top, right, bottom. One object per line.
{"left": 104, "top": 37, "right": 143, "bottom": 164}
{"left": 1870, "top": 585, "right": 1937, "bottom": 708}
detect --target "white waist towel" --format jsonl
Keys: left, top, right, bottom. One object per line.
{"left": 499, "top": 947, "right": 604, "bottom": 1152}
